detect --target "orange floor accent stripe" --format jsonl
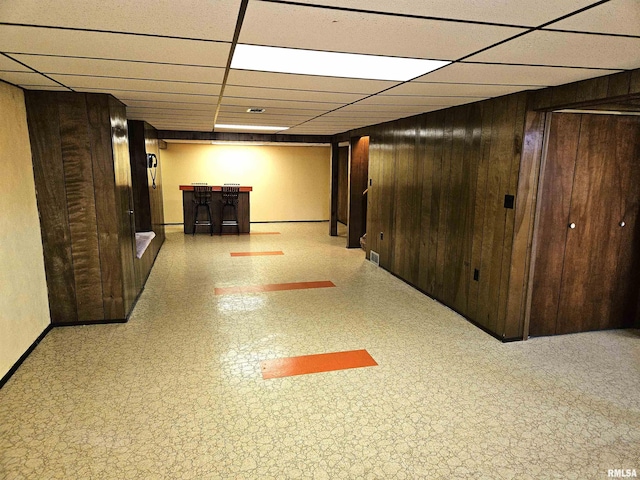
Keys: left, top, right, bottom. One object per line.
{"left": 230, "top": 251, "right": 284, "bottom": 257}
{"left": 261, "top": 349, "right": 378, "bottom": 379}
{"left": 214, "top": 280, "right": 335, "bottom": 295}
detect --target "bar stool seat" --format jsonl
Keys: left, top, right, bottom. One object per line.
{"left": 220, "top": 184, "right": 240, "bottom": 235}
{"left": 193, "top": 185, "right": 214, "bottom": 235}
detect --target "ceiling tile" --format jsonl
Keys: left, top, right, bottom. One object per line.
{"left": 381, "top": 82, "right": 531, "bottom": 97}
{"left": 108, "top": 91, "right": 219, "bottom": 104}
{"left": 0, "top": 25, "right": 230, "bottom": 67}
{"left": 12, "top": 55, "right": 225, "bottom": 84}
{"left": 217, "top": 113, "right": 312, "bottom": 126}
{"left": 223, "top": 85, "right": 363, "bottom": 104}
{"left": 216, "top": 114, "right": 298, "bottom": 127}
{"left": 0, "top": 0, "right": 241, "bottom": 41}
{"left": 126, "top": 108, "right": 216, "bottom": 117}
{"left": 545, "top": 0, "right": 640, "bottom": 36}
{"left": 218, "top": 110, "right": 312, "bottom": 118}
{"left": 221, "top": 97, "right": 341, "bottom": 111}
{"left": 227, "top": 69, "right": 398, "bottom": 94}
{"left": 128, "top": 111, "right": 214, "bottom": 120}
{"left": 219, "top": 105, "right": 324, "bottom": 116}
{"left": 417, "top": 62, "right": 621, "bottom": 86}
{"left": 0, "top": 54, "right": 30, "bottom": 71}
{"left": 0, "top": 71, "right": 60, "bottom": 87}
{"left": 291, "top": 0, "right": 596, "bottom": 27}
{"left": 467, "top": 30, "right": 640, "bottom": 70}
{"left": 355, "top": 95, "right": 479, "bottom": 107}
{"left": 49, "top": 75, "right": 221, "bottom": 95}
{"left": 310, "top": 112, "right": 396, "bottom": 120}
{"left": 239, "top": 2, "right": 525, "bottom": 60}
{"left": 122, "top": 100, "right": 218, "bottom": 110}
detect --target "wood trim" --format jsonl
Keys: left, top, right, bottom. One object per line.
{"left": 347, "top": 137, "right": 369, "bottom": 248}
{"left": 330, "top": 141, "right": 339, "bottom": 236}
{"left": 179, "top": 185, "right": 253, "bottom": 192}
{"left": 507, "top": 107, "right": 546, "bottom": 341}
{"left": 0, "top": 325, "right": 52, "bottom": 390}
{"left": 530, "top": 67, "right": 640, "bottom": 111}
{"left": 159, "top": 130, "right": 332, "bottom": 144}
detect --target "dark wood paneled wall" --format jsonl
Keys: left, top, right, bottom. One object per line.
{"left": 345, "top": 67, "right": 640, "bottom": 339}
{"left": 128, "top": 120, "right": 153, "bottom": 232}
{"left": 348, "top": 137, "right": 369, "bottom": 249}
{"left": 329, "top": 141, "right": 339, "bottom": 236}
{"left": 531, "top": 70, "right": 640, "bottom": 111}
{"left": 337, "top": 146, "right": 348, "bottom": 225}
{"left": 127, "top": 120, "right": 166, "bottom": 290}
{"left": 364, "top": 93, "right": 528, "bottom": 340}
{"left": 25, "top": 91, "right": 78, "bottom": 324}
{"left": 109, "top": 96, "right": 138, "bottom": 316}
{"left": 25, "top": 90, "right": 149, "bottom": 324}
{"left": 144, "top": 122, "right": 166, "bottom": 257}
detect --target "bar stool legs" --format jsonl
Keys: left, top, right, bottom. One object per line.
{"left": 192, "top": 185, "right": 214, "bottom": 235}
{"left": 193, "top": 202, "right": 213, "bottom": 235}
{"left": 220, "top": 184, "right": 240, "bottom": 235}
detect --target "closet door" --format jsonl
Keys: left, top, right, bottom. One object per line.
{"left": 531, "top": 113, "right": 640, "bottom": 336}
{"left": 556, "top": 114, "right": 640, "bottom": 334}
{"left": 529, "top": 114, "right": 580, "bottom": 336}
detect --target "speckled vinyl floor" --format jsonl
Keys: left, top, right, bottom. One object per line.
{"left": 1, "top": 223, "right": 639, "bottom": 479}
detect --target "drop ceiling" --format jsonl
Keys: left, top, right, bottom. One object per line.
{"left": 0, "top": 0, "right": 638, "bottom": 135}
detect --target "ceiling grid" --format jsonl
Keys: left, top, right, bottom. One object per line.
{"left": 0, "top": 0, "right": 637, "bottom": 134}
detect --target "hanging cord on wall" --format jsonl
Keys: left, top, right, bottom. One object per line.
{"left": 147, "top": 154, "right": 158, "bottom": 189}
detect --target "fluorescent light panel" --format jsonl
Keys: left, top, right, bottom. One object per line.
{"left": 231, "top": 44, "right": 450, "bottom": 82}
{"left": 215, "top": 124, "right": 289, "bottom": 131}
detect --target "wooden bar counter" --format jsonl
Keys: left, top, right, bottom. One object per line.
{"left": 180, "top": 185, "right": 252, "bottom": 234}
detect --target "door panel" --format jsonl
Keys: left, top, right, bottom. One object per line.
{"left": 531, "top": 113, "right": 640, "bottom": 336}
{"left": 529, "top": 113, "right": 581, "bottom": 336}
{"left": 610, "top": 117, "right": 640, "bottom": 327}
{"left": 556, "top": 114, "right": 622, "bottom": 334}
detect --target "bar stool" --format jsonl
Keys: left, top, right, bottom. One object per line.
{"left": 193, "top": 185, "right": 214, "bottom": 235}
{"left": 220, "top": 184, "right": 240, "bottom": 235}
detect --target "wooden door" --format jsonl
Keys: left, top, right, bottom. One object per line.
{"left": 530, "top": 113, "right": 640, "bottom": 336}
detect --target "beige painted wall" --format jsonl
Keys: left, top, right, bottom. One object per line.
{"left": 0, "top": 82, "right": 51, "bottom": 379}
{"left": 161, "top": 143, "right": 331, "bottom": 223}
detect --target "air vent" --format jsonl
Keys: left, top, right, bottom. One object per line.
{"left": 247, "top": 108, "right": 265, "bottom": 113}
{"left": 370, "top": 251, "right": 380, "bottom": 266}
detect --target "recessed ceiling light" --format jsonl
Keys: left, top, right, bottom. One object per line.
{"left": 247, "top": 108, "right": 266, "bottom": 113}
{"left": 215, "top": 124, "right": 289, "bottom": 131}
{"left": 231, "top": 44, "right": 450, "bottom": 82}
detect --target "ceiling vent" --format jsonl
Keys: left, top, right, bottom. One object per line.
{"left": 247, "top": 108, "right": 265, "bottom": 113}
